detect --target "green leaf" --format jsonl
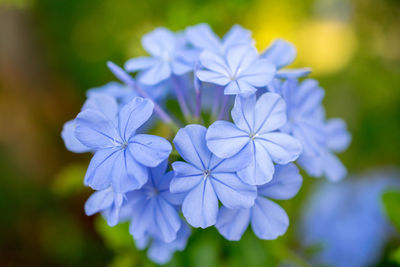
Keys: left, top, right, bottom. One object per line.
{"left": 390, "top": 246, "right": 400, "bottom": 265}
{"left": 52, "top": 163, "right": 87, "bottom": 197}
{"left": 382, "top": 190, "right": 400, "bottom": 231}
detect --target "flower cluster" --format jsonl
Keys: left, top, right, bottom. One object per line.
{"left": 62, "top": 23, "right": 350, "bottom": 264}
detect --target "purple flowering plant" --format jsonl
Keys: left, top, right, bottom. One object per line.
{"left": 62, "top": 23, "right": 350, "bottom": 264}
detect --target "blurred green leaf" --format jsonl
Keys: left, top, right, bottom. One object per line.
{"left": 390, "top": 246, "right": 400, "bottom": 265}
{"left": 382, "top": 190, "right": 400, "bottom": 231}
{"left": 53, "top": 163, "right": 87, "bottom": 197}
{"left": 94, "top": 216, "right": 134, "bottom": 251}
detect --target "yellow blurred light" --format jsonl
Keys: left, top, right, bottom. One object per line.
{"left": 295, "top": 20, "right": 357, "bottom": 75}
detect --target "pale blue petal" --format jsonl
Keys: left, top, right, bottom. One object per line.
{"left": 239, "top": 59, "right": 275, "bottom": 87}
{"left": 111, "top": 149, "right": 149, "bottom": 192}
{"left": 216, "top": 207, "right": 251, "bottom": 241}
{"left": 254, "top": 93, "right": 287, "bottom": 134}
{"left": 231, "top": 94, "right": 256, "bottom": 132}
{"left": 258, "top": 163, "right": 302, "bottom": 200}
{"left": 225, "top": 80, "right": 257, "bottom": 95}
{"left": 105, "top": 193, "right": 124, "bottom": 226}
{"left": 139, "top": 62, "right": 172, "bottom": 85}
{"left": 323, "top": 151, "right": 347, "bottom": 182}
{"left": 261, "top": 39, "right": 296, "bottom": 69}
{"left": 325, "top": 118, "right": 351, "bottom": 153}
{"left": 182, "top": 179, "right": 218, "bottom": 228}
{"left": 171, "top": 57, "right": 193, "bottom": 75}
{"left": 185, "top": 23, "right": 220, "bottom": 52}
{"left": 84, "top": 148, "right": 120, "bottom": 190}
{"left": 209, "top": 144, "right": 253, "bottom": 172}
{"left": 170, "top": 163, "right": 203, "bottom": 194}
{"left": 196, "top": 70, "right": 230, "bottom": 85}
{"left": 82, "top": 94, "right": 118, "bottom": 120}
{"left": 173, "top": 125, "right": 211, "bottom": 169}
{"left": 84, "top": 188, "right": 113, "bottom": 216}
{"left": 154, "top": 198, "right": 181, "bottom": 242}
{"left": 61, "top": 120, "right": 91, "bottom": 153}
{"left": 237, "top": 141, "right": 275, "bottom": 185}
{"left": 206, "top": 120, "right": 249, "bottom": 158}
{"left": 211, "top": 172, "right": 257, "bottom": 209}
{"left": 276, "top": 68, "right": 311, "bottom": 79}
{"left": 124, "top": 57, "right": 157, "bottom": 72}
{"left": 135, "top": 236, "right": 150, "bottom": 250}
{"left": 257, "top": 132, "right": 302, "bottom": 164}
{"left": 251, "top": 197, "right": 289, "bottom": 240}
{"left": 149, "top": 160, "right": 168, "bottom": 188}
{"left": 142, "top": 27, "right": 175, "bottom": 57}
{"left": 118, "top": 97, "right": 154, "bottom": 141}
{"left": 199, "top": 50, "right": 230, "bottom": 76}
{"left": 129, "top": 134, "right": 172, "bottom": 167}
{"left": 129, "top": 198, "right": 155, "bottom": 240}
{"left": 226, "top": 45, "right": 258, "bottom": 74}
{"left": 75, "top": 109, "right": 121, "bottom": 149}
{"left": 298, "top": 154, "right": 323, "bottom": 178}
{"left": 222, "top": 25, "right": 253, "bottom": 52}
{"left": 291, "top": 120, "right": 325, "bottom": 157}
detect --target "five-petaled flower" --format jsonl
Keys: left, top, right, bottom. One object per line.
{"left": 206, "top": 92, "right": 302, "bottom": 185}
{"left": 170, "top": 125, "right": 257, "bottom": 228}
{"left": 75, "top": 96, "right": 172, "bottom": 192}
{"left": 196, "top": 45, "right": 276, "bottom": 95}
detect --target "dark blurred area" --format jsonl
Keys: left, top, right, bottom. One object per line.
{"left": 0, "top": 0, "right": 399, "bottom": 266}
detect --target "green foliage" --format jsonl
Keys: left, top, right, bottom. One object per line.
{"left": 383, "top": 190, "right": 400, "bottom": 231}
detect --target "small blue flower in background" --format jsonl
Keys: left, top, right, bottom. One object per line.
{"left": 75, "top": 97, "right": 171, "bottom": 192}
{"left": 300, "top": 169, "right": 400, "bottom": 267}
{"left": 170, "top": 125, "right": 257, "bottom": 228}
{"left": 185, "top": 23, "right": 253, "bottom": 54}
{"left": 216, "top": 163, "right": 302, "bottom": 241}
{"left": 261, "top": 39, "right": 311, "bottom": 79}
{"left": 127, "top": 160, "right": 184, "bottom": 243}
{"left": 124, "top": 27, "right": 196, "bottom": 85}
{"left": 84, "top": 186, "right": 125, "bottom": 227}
{"left": 206, "top": 92, "right": 302, "bottom": 185}
{"left": 197, "top": 45, "right": 276, "bottom": 95}
{"left": 298, "top": 118, "right": 351, "bottom": 181}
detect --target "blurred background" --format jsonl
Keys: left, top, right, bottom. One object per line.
{"left": 0, "top": 0, "right": 399, "bottom": 266}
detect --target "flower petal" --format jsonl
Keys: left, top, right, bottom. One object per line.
{"left": 84, "top": 188, "right": 114, "bottom": 216}
{"left": 170, "top": 162, "right": 203, "bottom": 194}
{"left": 216, "top": 207, "right": 251, "bottom": 241}
{"left": 199, "top": 50, "right": 230, "bottom": 76}
{"left": 260, "top": 39, "right": 296, "bottom": 69}
{"left": 276, "top": 68, "right": 311, "bottom": 79}
{"left": 196, "top": 70, "right": 230, "bottom": 85}
{"left": 182, "top": 179, "right": 218, "bottom": 228}
{"left": 211, "top": 172, "right": 257, "bottom": 209}
{"left": 61, "top": 120, "right": 91, "bottom": 153}
{"left": 82, "top": 94, "right": 119, "bottom": 120}
{"left": 139, "top": 62, "right": 172, "bottom": 85}
{"left": 118, "top": 97, "right": 154, "bottom": 141}
{"left": 257, "top": 132, "right": 302, "bottom": 164}
{"left": 129, "top": 198, "right": 155, "bottom": 240}
{"left": 206, "top": 120, "right": 249, "bottom": 158}
{"left": 325, "top": 118, "right": 351, "bottom": 153}
{"left": 225, "top": 80, "right": 257, "bottom": 95}
{"left": 258, "top": 163, "right": 302, "bottom": 200}
{"left": 322, "top": 151, "right": 347, "bottom": 182}
{"left": 84, "top": 148, "right": 120, "bottom": 190}
{"left": 254, "top": 92, "right": 287, "bottom": 134}
{"left": 124, "top": 57, "right": 157, "bottom": 72}
{"left": 173, "top": 125, "right": 211, "bottom": 169}
{"left": 239, "top": 59, "right": 275, "bottom": 87}
{"left": 251, "top": 197, "right": 289, "bottom": 240}
{"left": 129, "top": 134, "right": 171, "bottom": 167}
{"left": 142, "top": 27, "right": 175, "bottom": 57}
{"left": 75, "top": 109, "right": 120, "bottom": 149}
{"left": 154, "top": 198, "right": 181, "bottom": 242}
{"left": 231, "top": 94, "right": 256, "bottom": 132}
{"left": 237, "top": 141, "right": 275, "bottom": 185}
{"left": 222, "top": 25, "right": 252, "bottom": 52}
{"left": 209, "top": 143, "right": 253, "bottom": 172}
{"left": 185, "top": 23, "right": 221, "bottom": 52}
{"left": 226, "top": 45, "right": 258, "bottom": 74}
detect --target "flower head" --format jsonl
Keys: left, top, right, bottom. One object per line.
{"left": 216, "top": 163, "right": 302, "bottom": 240}
{"left": 170, "top": 125, "right": 257, "bottom": 228}
{"left": 206, "top": 93, "right": 302, "bottom": 185}
{"left": 197, "top": 45, "right": 276, "bottom": 95}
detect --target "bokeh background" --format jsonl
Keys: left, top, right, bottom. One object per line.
{"left": 0, "top": 0, "right": 399, "bottom": 266}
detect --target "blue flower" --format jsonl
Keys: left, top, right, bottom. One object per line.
{"left": 261, "top": 39, "right": 311, "bottom": 79}
{"left": 124, "top": 27, "right": 196, "bottom": 85}
{"left": 298, "top": 118, "right": 351, "bottom": 181}
{"left": 216, "top": 163, "right": 302, "bottom": 240}
{"left": 274, "top": 79, "right": 326, "bottom": 157}
{"left": 74, "top": 97, "right": 172, "bottom": 192}
{"left": 126, "top": 160, "right": 185, "bottom": 243}
{"left": 196, "top": 45, "right": 276, "bottom": 95}
{"left": 185, "top": 23, "right": 253, "bottom": 54}
{"left": 61, "top": 94, "right": 119, "bottom": 153}
{"left": 170, "top": 125, "right": 257, "bottom": 228}
{"left": 206, "top": 93, "right": 302, "bottom": 185}
{"left": 84, "top": 186, "right": 125, "bottom": 227}
{"left": 135, "top": 223, "right": 191, "bottom": 265}
{"left": 300, "top": 169, "right": 400, "bottom": 267}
